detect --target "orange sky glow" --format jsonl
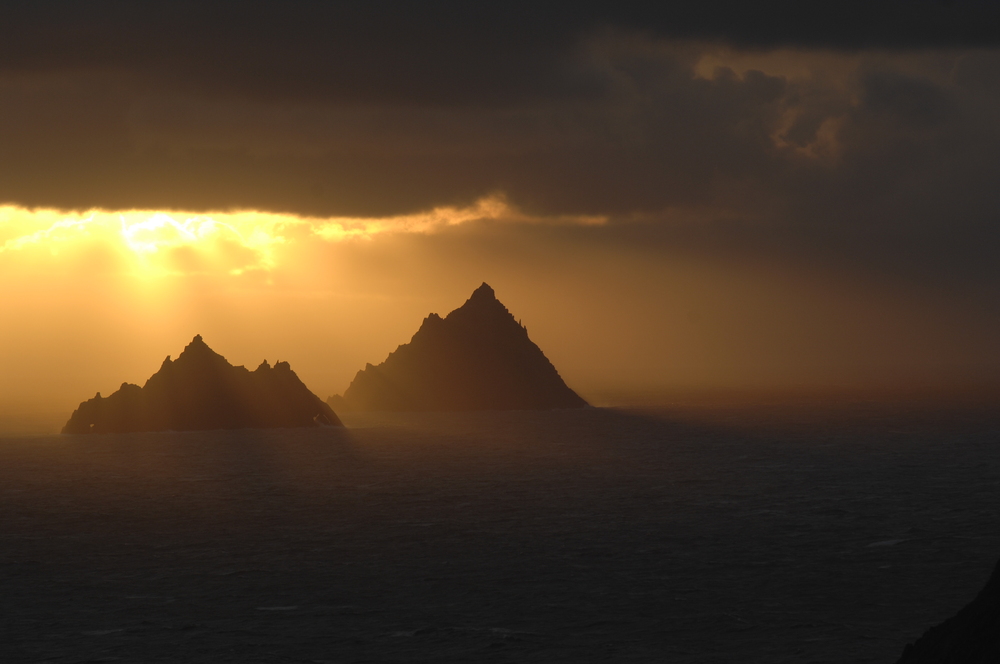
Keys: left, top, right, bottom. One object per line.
{"left": 0, "top": 198, "right": 604, "bottom": 278}
{"left": 0, "top": 199, "right": 619, "bottom": 430}
{"left": 3, "top": 23, "right": 1000, "bottom": 433}
{"left": 3, "top": 195, "right": 1000, "bottom": 434}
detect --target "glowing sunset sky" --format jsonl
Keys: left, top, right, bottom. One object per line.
{"left": 3, "top": 2, "right": 1000, "bottom": 428}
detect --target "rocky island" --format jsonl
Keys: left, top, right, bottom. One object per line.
{"left": 63, "top": 335, "right": 342, "bottom": 433}
{"left": 896, "top": 556, "right": 1000, "bottom": 663}
{"left": 328, "top": 283, "right": 587, "bottom": 412}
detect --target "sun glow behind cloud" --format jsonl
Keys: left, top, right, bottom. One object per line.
{"left": 0, "top": 196, "right": 605, "bottom": 278}
{"left": 0, "top": 193, "right": 615, "bottom": 422}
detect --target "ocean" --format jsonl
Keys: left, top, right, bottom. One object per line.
{"left": 1, "top": 405, "right": 999, "bottom": 663}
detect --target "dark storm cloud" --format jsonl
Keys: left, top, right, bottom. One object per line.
{"left": 1, "top": 2, "right": 584, "bottom": 106}
{"left": 2, "top": 1, "right": 1000, "bottom": 106}
{"left": 3, "top": 1, "right": 1000, "bottom": 294}
{"left": 861, "top": 71, "right": 954, "bottom": 126}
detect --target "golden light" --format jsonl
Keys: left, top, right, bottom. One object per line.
{"left": 0, "top": 196, "right": 606, "bottom": 278}
{"left": 0, "top": 194, "right": 609, "bottom": 424}
{"left": 1, "top": 207, "right": 289, "bottom": 277}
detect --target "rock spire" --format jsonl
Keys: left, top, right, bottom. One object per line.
{"left": 63, "top": 336, "right": 342, "bottom": 433}
{"left": 328, "top": 283, "right": 587, "bottom": 412}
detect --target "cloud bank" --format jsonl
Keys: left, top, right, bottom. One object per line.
{"left": 0, "top": 196, "right": 603, "bottom": 278}
{"left": 0, "top": 5, "right": 997, "bottom": 291}
{"left": 4, "top": 2, "right": 1000, "bottom": 418}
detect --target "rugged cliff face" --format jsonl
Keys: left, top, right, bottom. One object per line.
{"left": 329, "top": 283, "right": 587, "bottom": 412}
{"left": 63, "top": 335, "right": 342, "bottom": 433}
{"left": 896, "top": 557, "right": 1000, "bottom": 663}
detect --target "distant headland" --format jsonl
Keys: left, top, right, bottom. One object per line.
{"left": 63, "top": 335, "right": 342, "bottom": 433}
{"left": 328, "top": 283, "right": 587, "bottom": 412}
{"left": 896, "top": 556, "right": 1000, "bottom": 662}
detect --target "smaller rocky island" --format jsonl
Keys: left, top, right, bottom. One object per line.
{"left": 896, "top": 556, "right": 1000, "bottom": 663}
{"left": 63, "top": 335, "right": 342, "bottom": 433}
{"left": 328, "top": 283, "right": 587, "bottom": 412}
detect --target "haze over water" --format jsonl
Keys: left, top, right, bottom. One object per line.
{"left": 6, "top": 5, "right": 1000, "bottom": 418}
{"left": 3, "top": 405, "right": 1000, "bottom": 662}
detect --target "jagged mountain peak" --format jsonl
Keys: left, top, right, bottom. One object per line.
{"left": 329, "top": 284, "right": 586, "bottom": 412}
{"left": 185, "top": 334, "right": 208, "bottom": 350}
{"left": 178, "top": 334, "right": 222, "bottom": 358}
{"left": 63, "top": 336, "right": 342, "bottom": 433}
{"left": 470, "top": 282, "right": 495, "bottom": 300}
{"left": 446, "top": 282, "right": 513, "bottom": 324}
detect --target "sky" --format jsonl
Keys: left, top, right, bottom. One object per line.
{"left": 3, "top": 1, "right": 1000, "bottom": 428}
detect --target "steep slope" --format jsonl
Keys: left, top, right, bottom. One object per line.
{"left": 63, "top": 335, "right": 342, "bottom": 433}
{"left": 896, "top": 557, "right": 1000, "bottom": 663}
{"left": 329, "top": 283, "right": 587, "bottom": 412}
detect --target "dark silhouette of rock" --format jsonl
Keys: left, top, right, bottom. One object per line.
{"left": 63, "top": 335, "right": 342, "bottom": 433}
{"left": 328, "top": 283, "right": 587, "bottom": 412}
{"left": 896, "top": 557, "right": 1000, "bottom": 663}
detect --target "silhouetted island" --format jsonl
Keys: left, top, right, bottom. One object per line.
{"left": 328, "top": 283, "right": 587, "bottom": 412}
{"left": 63, "top": 335, "right": 342, "bottom": 433}
{"left": 896, "top": 557, "right": 1000, "bottom": 663}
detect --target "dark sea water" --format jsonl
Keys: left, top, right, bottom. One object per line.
{"left": 1, "top": 405, "right": 999, "bottom": 663}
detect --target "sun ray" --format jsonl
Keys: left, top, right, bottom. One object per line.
{"left": 0, "top": 195, "right": 606, "bottom": 278}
